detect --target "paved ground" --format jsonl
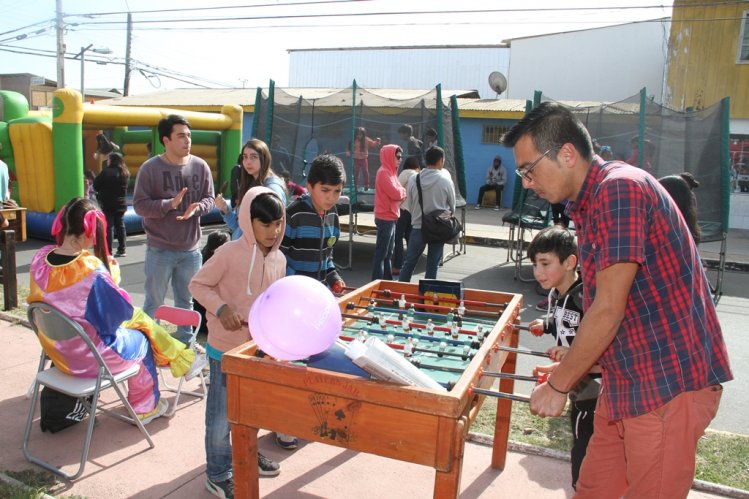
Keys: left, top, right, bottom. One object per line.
{"left": 1, "top": 207, "right": 746, "bottom": 498}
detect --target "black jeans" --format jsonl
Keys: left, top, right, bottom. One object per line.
{"left": 104, "top": 211, "right": 127, "bottom": 254}
{"left": 570, "top": 397, "right": 597, "bottom": 490}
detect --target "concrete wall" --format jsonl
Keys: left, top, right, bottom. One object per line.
{"left": 289, "top": 46, "right": 510, "bottom": 99}
{"left": 507, "top": 21, "right": 670, "bottom": 102}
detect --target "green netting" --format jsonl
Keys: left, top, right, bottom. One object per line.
{"left": 251, "top": 81, "right": 465, "bottom": 209}
{"left": 540, "top": 89, "right": 730, "bottom": 243}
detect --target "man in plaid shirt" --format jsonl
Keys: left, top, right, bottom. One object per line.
{"left": 502, "top": 102, "right": 733, "bottom": 498}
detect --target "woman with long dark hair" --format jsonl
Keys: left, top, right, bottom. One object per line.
{"left": 93, "top": 152, "right": 129, "bottom": 257}
{"left": 215, "top": 138, "right": 286, "bottom": 239}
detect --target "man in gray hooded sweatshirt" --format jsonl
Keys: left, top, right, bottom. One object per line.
{"left": 398, "top": 146, "right": 456, "bottom": 281}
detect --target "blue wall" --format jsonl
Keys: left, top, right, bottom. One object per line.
{"left": 457, "top": 118, "right": 518, "bottom": 208}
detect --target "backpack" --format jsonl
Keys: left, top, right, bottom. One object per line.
{"left": 39, "top": 387, "right": 92, "bottom": 433}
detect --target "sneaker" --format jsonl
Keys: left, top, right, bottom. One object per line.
{"left": 258, "top": 452, "right": 280, "bottom": 477}
{"left": 494, "top": 206, "right": 500, "bottom": 211}
{"left": 114, "top": 250, "right": 126, "bottom": 257}
{"left": 137, "top": 399, "right": 168, "bottom": 425}
{"left": 276, "top": 432, "right": 298, "bottom": 450}
{"left": 535, "top": 297, "right": 549, "bottom": 312}
{"left": 192, "top": 342, "right": 207, "bottom": 355}
{"left": 205, "top": 477, "right": 234, "bottom": 499}
{"left": 184, "top": 352, "right": 207, "bottom": 381}
{"left": 474, "top": 204, "right": 481, "bottom": 210}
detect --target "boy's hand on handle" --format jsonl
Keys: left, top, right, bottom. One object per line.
{"left": 218, "top": 305, "right": 243, "bottom": 331}
{"left": 171, "top": 187, "right": 188, "bottom": 210}
{"left": 331, "top": 280, "right": 346, "bottom": 294}
{"left": 532, "top": 362, "right": 560, "bottom": 380}
{"left": 528, "top": 319, "right": 545, "bottom": 337}
{"left": 547, "top": 346, "right": 570, "bottom": 362}
{"left": 215, "top": 194, "right": 228, "bottom": 214}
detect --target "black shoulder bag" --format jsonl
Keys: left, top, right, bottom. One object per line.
{"left": 416, "top": 173, "right": 462, "bottom": 244}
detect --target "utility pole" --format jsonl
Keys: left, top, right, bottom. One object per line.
{"left": 56, "top": 0, "right": 65, "bottom": 88}
{"left": 123, "top": 12, "right": 132, "bottom": 96}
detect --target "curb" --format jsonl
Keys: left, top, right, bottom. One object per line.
{"left": 0, "top": 472, "right": 56, "bottom": 499}
{"left": 466, "top": 432, "right": 749, "bottom": 499}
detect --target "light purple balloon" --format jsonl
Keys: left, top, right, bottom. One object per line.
{"left": 248, "top": 275, "right": 342, "bottom": 361}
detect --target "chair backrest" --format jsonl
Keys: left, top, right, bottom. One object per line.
{"left": 27, "top": 302, "right": 109, "bottom": 369}
{"left": 154, "top": 305, "right": 201, "bottom": 330}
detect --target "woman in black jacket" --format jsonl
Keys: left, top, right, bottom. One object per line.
{"left": 93, "top": 152, "right": 129, "bottom": 257}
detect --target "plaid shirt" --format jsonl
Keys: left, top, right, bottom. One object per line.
{"left": 567, "top": 157, "right": 732, "bottom": 420}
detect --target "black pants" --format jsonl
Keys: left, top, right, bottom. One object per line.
{"left": 104, "top": 211, "right": 127, "bottom": 254}
{"left": 570, "top": 397, "right": 597, "bottom": 490}
{"left": 477, "top": 184, "right": 503, "bottom": 207}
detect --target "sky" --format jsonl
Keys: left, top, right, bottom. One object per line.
{"left": 0, "top": 0, "right": 674, "bottom": 96}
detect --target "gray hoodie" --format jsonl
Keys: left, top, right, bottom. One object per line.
{"left": 405, "top": 168, "right": 456, "bottom": 229}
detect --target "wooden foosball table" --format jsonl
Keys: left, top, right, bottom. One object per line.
{"left": 223, "top": 280, "right": 523, "bottom": 498}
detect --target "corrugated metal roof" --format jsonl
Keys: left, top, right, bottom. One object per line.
{"left": 101, "top": 87, "right": 480, "bottom": 107}
{"left": 456, "top": 98, "right": 528, "bottom": 112}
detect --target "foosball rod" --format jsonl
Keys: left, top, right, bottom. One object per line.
{"left": 469, "top": 386, "right": 530, "bottom": 403}
{"left": 348, "top": 301, "right": 495, "bottom": 325}
{"left": 372, "top": 297, "right": 502, "bottom": 319}
{"left": 371, "top": 288, "right": 508, "bottom": 309}
{"left": 341, "top": 312, "right": 482, "bottom": 336}
{"left": 341, "top": 324, "right": 480, "bottom": 349}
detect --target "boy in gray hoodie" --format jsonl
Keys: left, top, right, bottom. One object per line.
{"left": 398, "top": 146, "right": 456, "bottom": 281}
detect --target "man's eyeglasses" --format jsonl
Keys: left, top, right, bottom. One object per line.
{"left": 515, "top": 148, "right": 557, "bottom": 182}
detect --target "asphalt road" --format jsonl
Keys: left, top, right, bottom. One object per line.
{"left": 9, "top": 227, "right": 748, "bottom": 435}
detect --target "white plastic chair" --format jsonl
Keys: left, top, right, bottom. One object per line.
{"left": 155, "top": 305, "right": 207, "bottom": 417}
{"left": 23, "top": 302, "right": 155, "bottom": 480}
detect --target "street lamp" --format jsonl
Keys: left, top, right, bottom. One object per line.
{"left": 76, "top": 44, "right": 112, "bottom": 99}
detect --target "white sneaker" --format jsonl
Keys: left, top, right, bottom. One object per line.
{"left": 474, "top": 204, "right": 481, "bottom": 210}
{"left": 184, "top": 352, "right": 207, "bottom": 381}
{"left": 137, "top": 399, "right": 168, "bottom": 425}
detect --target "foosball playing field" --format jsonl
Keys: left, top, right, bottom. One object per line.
{"left": 223, "top": 279, "right": 524, "bottom": 499}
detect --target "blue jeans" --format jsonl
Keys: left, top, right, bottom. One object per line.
{"left": 393, "top": 209, "right": 412, "bottom": 270}
{"left": 143, "top": 246, "right": 201, "bottom": 344}
{"left": 371, "top": 218, "right": 396, "bottom": 280}
{"left": 205, "top": 357, "right": 232, "bottom": 482}
{"left": 398, "top": 228, "right": 444, "bottom": 282}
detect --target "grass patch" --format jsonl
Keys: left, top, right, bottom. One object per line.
{"left": 0, "top": 285, "right": 30, "bottom": 322}
{"left": 0, "top": 469, "right": 58, "bottom": 499}
{"left": 471, "top": 400, "right": 749, "bottom": 491}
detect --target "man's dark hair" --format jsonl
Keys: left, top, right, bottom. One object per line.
{"left": 308, "top": 154, "right": 346, "bottom": 186}
{"left": 398, "top": 124, "right": 413, "bottom": 136}
{"left": 425, "top": 128, "right": 437, "bottom": 139}
{"left": 501, "top": 102, "right": 593, "bottom": 162}
{"left": 527, "top": 225, "right": 578, "bottom": 263}
{"left": 424, "top": 145, "right": 444, "bottom": 166}
{"left": 158, "top": 114, "right": 191, "bottom": 146}
{"left": 403, "top": 156, "right": 421, "bottom": 171}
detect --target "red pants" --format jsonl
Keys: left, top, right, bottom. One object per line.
{"left": 575, "top": 385, "right": 722, "bottom": 499}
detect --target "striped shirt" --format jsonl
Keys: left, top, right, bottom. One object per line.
{"left": 567, "top": 157, "right": 732, "bottom": 420}
{"left": 280, "top": 194, "right": 342, "bottom": 288}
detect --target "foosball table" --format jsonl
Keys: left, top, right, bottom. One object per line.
{"left": 223, "top": 280, "right": 524, "bottom": 498}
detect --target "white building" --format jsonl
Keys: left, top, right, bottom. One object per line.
{"left": 289, "top": 45, "right": 510, "bottom": 99}
{"left": 288, "top": 19, "right": 671, "bottom": 102}
{"left": 505, "top": 19, "right": 671, "bottom": 103}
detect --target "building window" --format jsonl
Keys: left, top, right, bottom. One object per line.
{"left": 739, "top": 11, "right": 749, "bottom": 63}
{"left": 482, "top": 124, "right": 510, "bottom": 144}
